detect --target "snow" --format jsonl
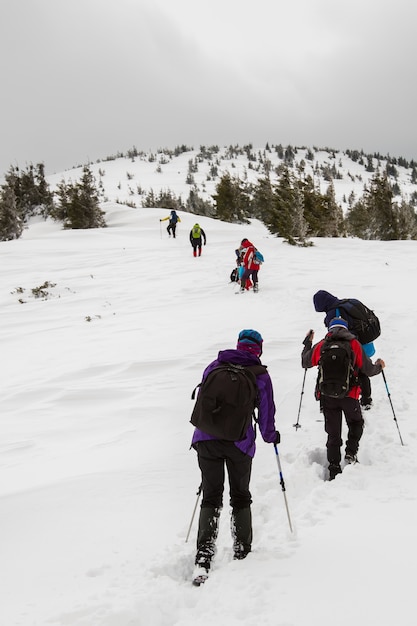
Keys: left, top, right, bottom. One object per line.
{"left": 1, "top": 155, "right": 417, "bottom": 626}
{"left": 46, "top": 145, "right": 417, "bottom": 211}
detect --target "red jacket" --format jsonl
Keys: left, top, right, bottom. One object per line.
{"left": 301, "top": 327, "right": 383, "bottom": 399}
{"left": 241, "top": 239, "right": 258, "bottom": 270}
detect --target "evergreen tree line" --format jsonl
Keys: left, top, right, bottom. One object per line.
{"left": 212, "top": 166, "right": 417, "bottom": 244}
{"left": 1, "top": 159, "right": 416, "bottom": 243}
{"left": 0, "top": 164, "right": 105, "bottom": 241}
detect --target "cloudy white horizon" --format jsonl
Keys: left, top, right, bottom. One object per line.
{"left": 1, "top": 0, "right": 417, "bottom": 177}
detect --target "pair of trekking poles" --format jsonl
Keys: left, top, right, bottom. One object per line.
{"left": 186, "top": 369, "right": 403, "bottom": 542}
{"left": 294, "top": 368, "right": 404, "bottom": 446}
{"left": 185, "top": 443, "right": 293, "bottom": 542}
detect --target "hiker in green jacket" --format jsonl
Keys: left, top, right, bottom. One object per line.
{"left": 190, "top": 223, "right": 206, "bottom": 257}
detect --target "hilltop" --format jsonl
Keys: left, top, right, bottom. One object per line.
{"left": 46, "top": 143, "right": 417, "bottom": 213}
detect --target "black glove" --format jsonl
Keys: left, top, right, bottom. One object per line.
{"left": 274, "top": 431, "right": 281, "bottom": 444}
{"left": 303, "top": 329, "right": 314, "bottom": 346}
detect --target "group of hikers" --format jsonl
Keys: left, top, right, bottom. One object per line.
{"left": 231, "top": 239, "right": 263, "bottom": 293}
{"left": 160, "top": 211, "right": 265, "bottom": 295}
{"left": 189, "top": 291, "right": 385, "bottom": 585}
{"left": 160, "top": 210, "right": 206, "bottom": 257}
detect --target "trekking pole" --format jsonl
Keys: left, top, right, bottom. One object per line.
{"left": 381, "top": 370, "right": 404, "bottom": 446}
{"left": 273, "top": 444, "right": 293, "bottom": 533}
{"left": 185, "top": 483, "right": 202, "bottom": 542}
{"left": 159, "top": 220, "right": 162, "bottom": 239}
{"left": 293, "top": 368, "right": 307, "bottom": 430}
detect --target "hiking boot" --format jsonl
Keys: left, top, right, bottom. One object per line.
{"left": 345, "top": 453, "right": 358, "bottom": 464}
{"left": 239, "top": 286, "right": 245, "bottom": 293}
{"left": 328, "top": 463, "right": 342, "bottom": 481}
{"left": 192, "top": 565, "right": 209, "bottom": 586}
{"left": 231, "top": 507, "right": 252, "bottom": 560}
{"left": 233, "top": 544, "right": 251, "bottom": 560}
{"left": 360, "top": 397, "right": 372, "bottom": 410}
{"left": 253, "top": 283, "right": 259, "bottom": 293}
{"left": 195, "top": 507, "right": 220, "bottom": 572}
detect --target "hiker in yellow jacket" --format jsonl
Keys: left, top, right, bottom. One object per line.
{"left": 160, "top": 209, "right": 181, "bottom": 238}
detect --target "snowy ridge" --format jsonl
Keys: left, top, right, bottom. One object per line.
{"left": 1, "top": 206, "right": 416, "bottom": 625}
{"left": 46, "top": 145, "right": 417, "bottom": 211}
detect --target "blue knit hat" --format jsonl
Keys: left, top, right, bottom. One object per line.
{"left": 328, "top": 317, "right": 349, "bottom": 330}
{"left": 237, "top": 329, "right": 263, "bottom": 356}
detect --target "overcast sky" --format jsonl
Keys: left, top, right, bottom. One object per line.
{"left": 1, "top": 0, "right": 416, "bottom": 176}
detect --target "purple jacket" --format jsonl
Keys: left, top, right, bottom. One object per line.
{"left": 191, "top": 348, "right": 277, "bottom": 457}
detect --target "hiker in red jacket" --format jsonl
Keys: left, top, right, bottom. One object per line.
{"left": 301, "top": 317, "right": 385, "bottom": 481}
{"left": 239, "top": 238, "right": 260, "bottom": 293}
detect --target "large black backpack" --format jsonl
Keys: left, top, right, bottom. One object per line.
{"left": 336, "top": 299, "right": 381, "bottom": 345}
{"left": 190, "top": 363, "right": 267, "bottom": 440}
{"left": 318, "top": 337, "right": 357, "bottom": 399}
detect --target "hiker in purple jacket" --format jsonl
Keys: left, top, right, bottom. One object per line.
{"left": 191, "top": 329, "right": 279, "bottom": 580}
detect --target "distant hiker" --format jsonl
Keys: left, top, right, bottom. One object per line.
{"left": 160, "top": 209, "right": 181, "bottom": 238}
{"left": 313, "top": 290, "right": 381, "bottom": 410}
{"left": 301, "top": 318, "right": 385, "bottom": 481}
{"left": 231, "top": 248, "right": 252, "bottom": 288}
{"left": 230, "top": 267, "right": 239, "bottom": 283}
{"left": 189, "top": 223, "right": 206, "bottom": 257}
{"left": 190, "top": 329, "right": 279, "bottom": 584}
{"left": 239, "top": 239, "right": 261, "bottom": 293}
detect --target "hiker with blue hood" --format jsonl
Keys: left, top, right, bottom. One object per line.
{"left": 301, "top": 318, "right": 385, "bottom": 481}
{"left": 190, "top": 329, "right": 279, "bottom": 584}
{"left": 160, "top": 209, "right": 181, "bottom": 238}
{"left": 313, "top": 290, "right": 381, "bottom": 410}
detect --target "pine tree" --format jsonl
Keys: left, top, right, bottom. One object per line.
{"left": 266, "top": 166, "right": 297, "bottom": 243}
{"left": 366, "top": 173, "right": 398, "bottom": 240}
{"left": 346, "top": 173, "right": 401, "bottom": 240}
{"left": 300, "top": 175, "right": 328, "bottom": 237}
{"left": 53, "top": 166, "right": 106, "bottom": 229}
{"left": 346, "top": 199, "right": 371, "bottom": 239}
{"left": 252, "top": 176, "right": 274, "bottom": 223}
{"left": 291, "top": 181, "right": 309, "bottom": 245}
{"left": 3, "top": 163, "right": 53, "bottom": 221}
{"left": 323, "top": 181, "right": 345, "bottom": 237}
{"left": 395, "top": 200, "right": 417, "bottom": 240}
{"left": 213, "top": 173, "right": 249, "bottom": 223}
{"left": 0, "top": 186, "right": 23, "bottom": 241}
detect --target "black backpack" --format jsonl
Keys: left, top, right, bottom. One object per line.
{"left": 336, "top": 299, "right": 381, "bottom": 344}
{"left": 190, "top": 363, "right": 267, "bottom": 440}
{"left": 317, "top": 337, "right": 357, "bottom": 399}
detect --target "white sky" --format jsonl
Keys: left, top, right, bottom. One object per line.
{"left": 1, "top": 0, "right": 417, "bottom": 176}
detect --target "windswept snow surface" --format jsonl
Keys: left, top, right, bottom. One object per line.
{"left": 1, "top": 206, "right": 417, "bottom": 625}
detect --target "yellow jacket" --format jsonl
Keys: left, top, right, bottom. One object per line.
{"left": 161, "top": 213, "right": 181, "bottom": 223}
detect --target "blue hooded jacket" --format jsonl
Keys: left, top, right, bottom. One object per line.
{"left": 313, "top": 290, "right": 375, "bottom": 354}
{"left": 191, "top": 348, "right": 277, "bottom": 457}
{"left": 313, "top": 290, "right": 340, "bottom": 327}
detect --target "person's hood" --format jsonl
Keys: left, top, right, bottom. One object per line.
{"left": 216, "top": 348, "right": 261, "bottom": 366}
{"left": 313, "top": 290, "right": 339, "bottom": 312}
{"left": 325, "top": 327, "right": 356, "bottom": 341}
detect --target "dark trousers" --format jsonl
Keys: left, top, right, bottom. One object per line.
{"left": 192, "top": 240, "right": 202, "bottom": 256}
{"left": 358, "top": 371, "right": 372, "bottom": 401}
{"left": 194, "top": 440, "right": 253, "bottom": 566}
{"left": 167, "top": 223, "right": 177, "bottom": 237}
{"left": 241, "top": 268, "right": 258, "bottom": 288}
{"left": 322, "top": 396, "right": 364, "bottom": 465}
{"left": 195, "top": 440, "right": 252, "bottom": 510}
